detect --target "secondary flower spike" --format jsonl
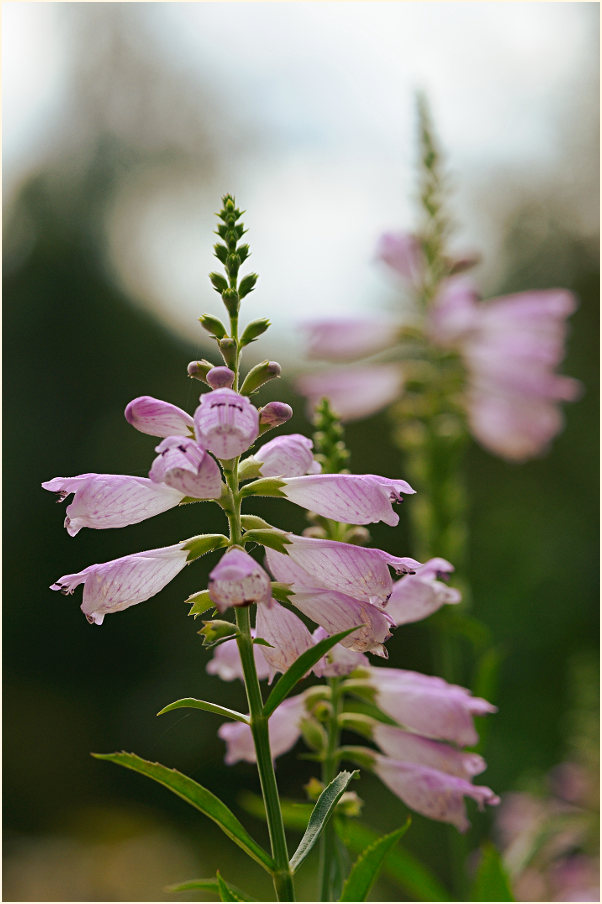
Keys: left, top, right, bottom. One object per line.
{"left": 42, "top": 474, "right": 185, "bottom": 536}
{"left": 208, "top": 547, "right": 272, "bottom": 613}
{"left": 50, "top": 543, "right": 190, "bottom": 625}
{"left": 125, "top": 396, "right": 195, "bottom": 437}
{"left": 278, "top": 473, "right": 415, "bottom": 527}
{"left": 194, "top": 388, "right": 259, "bottom": 459}
{"left": 149, "top": 436, "right": 223, "bottom": 499}
{"left": 255, "top": 434, "right": 321, "bottom": 478}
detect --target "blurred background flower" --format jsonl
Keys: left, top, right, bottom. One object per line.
{"left": 3, "top": 3, "right": 598, "bottom": 900}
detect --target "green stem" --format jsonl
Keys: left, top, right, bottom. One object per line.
{"left": 318, "top": 677, "right": 343, "bottom": 901}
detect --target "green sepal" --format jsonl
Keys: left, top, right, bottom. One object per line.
{"left": 241, "top": 529, "right": 291, "bottom": 555}
{"left": 182, "top": 533, "right": 229, "bottom": 562}
{"left": 289, "top": 770, "right": 359, "bottom": 873}
{"left": 187, "top": 359, "right": 216, "bottom": 383}
{"left": 337, "top": 713, "right": 376, "bottom": 738}
{"left": 335, "top": 745, "right": 377, "bottom": 770}
{"left": 237, "top": 244, "right": 250, "bottom": 264}
{"left": 299, "top": 717, "right": 328, "bottom": 753}
{"left": 240, "top": 514, "right": 275, "bottom": 531}
{"left": 157, "top": 697, "right": 249, "bottom": 725}
{"left": 240, "top": 477, "right": 286, "bottom": 499}
{"left": 271, "top": 581, "right": 294, "bottom": 604}
{"left": 339, "top": 820, "right": 411, "bottom": 901}
{"left": 209, "top": 272, "right": 229, "bottom": 294}
{"left": 469, "top": 843, "right": 514, "bottom": 901}
{"left": 91, "top": 751, "right": 275, "bottom": 873}
{"left": 252, "top": 636, "right": 274, "bottom": 648}
{"left": 198, "top": 619, "right": 238, "bottom": 644}
{"left": 240, "top": 317, "right": 269, "bottom": 346}
{"left": 240, "top": 360, "right": 280, "bottom": 395}
{"left": 186, "top": 589, "right": 213, "bottom": 616}
{"left": 237, "top": 457, "right": 263, "bottom": 481}
{"left": 263, "top": 627, "right": 361, "bottom": 717}
{"left": 238, "top": 274, "right": 259, "bottom": 300}
{"left": 199, "top": 313, "right": 228, "bottom": 340}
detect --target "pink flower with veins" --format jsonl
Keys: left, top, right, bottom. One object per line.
{"left": 278, "top": 473, "right": 415, "bottom": 527}
{"left": 312, "top": 627, "right": 369, "bottom": 676}
{"left": 255, "top": 434, "right": 321, "bottom": 478}
{"left": 219, "top": 693, "right": 308, "bottom": 764}
{"left": 255, "top": 601, "right": 314, "bottom": 682}
{"left": 125, "top": 396, "right": 194, "bottom": 437}
{"left": 194, "top": 388, "right": 259, "bottom": 459}
{"left": 149, "top": 436, "right": 222, "bottom": 499}
{"left": 206, "top": 631, "right": 270, "bottom": 682}
{"left": 42, "top": 473, "right": 184, "bottom": 536}
{"left": 385, "top": 557, "right": 461, "bottom": 625}
{"left": 50, "top": 543, "right": 190, "bottom": 625}
{"left": 372, "top": 723, "right": 486, "bottom": 780}
{"left": 296, "top": 364, "right": 404, "bottom": 423}
{"left": 208, "top": 547, "right": 272, "bottom": 613}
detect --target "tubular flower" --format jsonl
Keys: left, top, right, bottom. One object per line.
{"left": 194, "top": 388, "right": 260, "bottom": 459}
{"left": 366, "top": 666, "right": 497, "bottom": 747}
{"left": 296, "top": 364, "right": 404, "bottom": 423}
{"left": 208, "top": 547, "right": 272, "bottom": 613}
{"left": 312, "top": 627, "right": 369, "bottom": 676}
{"left": 255, "top": 434, "right": 321, "bottom": 478}
{"left": 255, "top": 601, "right": 315, "bottom": 682}
{"left": 149, "top": 436, "right": 223, "bottom": 499}
{"left": 372, "top": 723, "right": 486, "bottom": 780}
{"left": 384, "top": 557, "right": 461, "bottom": 625}
{"left": 50, "top": 543, "right": 190, "bottom": 625}
{"left": 305, "top": 317, "right": 400, "bottom": 362}
{"left": 278, "top": 473, "right": 415, "bottom": 527}
{"left": 375, "top": 231, "right": 424, "bottom": 283}
{"left": 206, "top": 632, "right": 271, "bottom": 682}
{"left": 42, "top": 474, "right": 184, "bottom": 537}
{"left": 258, "top": 401, "right": 293, "bottom": 429}
{"left": 372, "top": 755, "right": 500, "bottom": 833}
{"left": 125, "top": 396, "right": 195, "bottom": 437}
{"left": 219, "top": 693, "right": 308, "bottom": 765}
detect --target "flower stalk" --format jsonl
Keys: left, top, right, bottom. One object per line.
{"left": 318, "top": 677, "right": 343, "bottom": 901}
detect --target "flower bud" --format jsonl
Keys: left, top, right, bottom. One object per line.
{"left": 209, "top": 272, "right": 229, "bottom": 294}
{"left": 240, "top": 361, "right": 281, "bottom": 395}
{"left": 187, "top": 360, "right": 215, "bottom": 383}
{"left": 218, "top": 337, "right": 237, "bottom": 369}
{"left": 258, "top": 401, "right": 293, "bottom": 434}
{"left": 199, "top": 314, "right": 228, "bottom": 339}
{"left": 240, "top": 318, "right": 270, "bottom": 347}
{"left": 238, "top": 273, "right": 259, "bottom": 299}
{"left": 206, "top": 366, "right": 235, "bottom": 390}
{"left": 222, "top": 288, "right": 239, "bottom": 317}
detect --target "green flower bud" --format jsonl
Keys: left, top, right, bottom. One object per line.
{"left": 238, "top": 273, "right": 259, "bottom": 299}
{"left": 214, "top": 243, "right": 228, "bottom": 264}
{"left": 240, "top": 360, "right": 281, "bottom": 395}
{"left": 198, "top": 619, "right": 238, "bottom": 645}
{"left": 237, "top": 244, "right": 250, "bottom": 264}
{"left": 240, "top": 318, "right": 270, "bottom": 347}
{"left": 299, "top": 718, "right": 327, "bottom": 753}
{"left": 221, "top": 288, "right": 239, "bottom": 318}
{"left": 218, "top": 337, "right": 237, "bottom": 368}
{"left": 209, "top": 272, "right": 229, "bottom": 294}
{"left": 199, "top": 314, "right": 228, "bottom": 339}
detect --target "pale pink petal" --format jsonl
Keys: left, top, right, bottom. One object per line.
{"left": 304, "top": 317, "right": 399, "bottom": 362}
{"left": 385, "top": 557, "right": 461, "bottom": 626}
{"left": 149, "top": 436, "right": 223, "bottom": 499}
{"left": 206, "top": 633, "right": 271, "bottom": 682}
{"left": 208, "top": 547, "right": 272, "bottom": 613}
{"left": 255, "top": 434, "right": 321, "bottom": 478}
{"left": 428, "top": 277, "right": 480, "bottom": 346}
{"left": 255, "top": 601, "right": 315, "bottom": 681}
{"left": 42, "top": 474, "right": 184, "bottom": 537}
{"left": 467, "top": 390, "right": 565, "bottom": 462}
{"left": 194, "top": 389, "right": 259, "bottom": 459}
{"left": 295, "top": 364, "right": 404, "bottom": 422}
{"left": 51, "top": 543, "right": 189, "bottom": 625}
{"left": 280, "top": 473, "right": 414, "bottom": 527}
{"left": 375, "top": 232, "right": 424, "bottom": 283}
{"left": 312, "top": 627, "right": 369, "bottom": 676}
{"left": 373, "top": 755, "right": 499, "bottom": 832}
{"left": 125, "top": 396, "right": 194, "bottom": 437}
{"left": 289, "top": 589, "right": 393, "bottom": 654}
{"left": 373, "top": 724, "right": 486, "bottom": 780}
{"left": 218, "top": 694, "right": 307, "bottom": 764}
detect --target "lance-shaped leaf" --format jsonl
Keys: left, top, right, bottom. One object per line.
{"left": 263, "top": 627, "right": 360, "bottom": 717}
{"left": 157, "top": 697, "right": 250, "bottom": 725}
{"left": 167, "top": 877, "right": 256, "bottom": 901}
{"left": 242, "top": 529, "right": 291, "bottom": 554}
{"left": 216, "top": 871, "right": 249, "bottom": 902}
{"left": 271, "top": 582, "right": 294, "bottom": 604}
{"left": 469, "top": 843, "right": 515, "bottom": 902}
{"left": 290, "top": 770, "right": 358, "bottom": 873}
{"left": 92, "top": 752, "right": 274, "bottom": 872}
{"left": 339, "top": 820, "right": 411, "bottom": 901}
{"left": 182, "top": 533, "right": 230, "bottom": 562}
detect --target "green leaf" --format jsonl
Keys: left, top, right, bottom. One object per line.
{"left": 263, "top": 627, "right": 361, "bottom": 717}
{"left": 167, "top": 877, "right": 255, "bottom": 901}
{"left": 157, "top": 698, "right": 249, "bottom": 724}
{"left": 469, "top": 843, "right": 514, "bottom": 901}
{"left": 241, "top": 529, "right": 291, "bottom": 555}
{"left": 290, "top": 770, "right": 358, "bottom": 873}
{"left": 216, "top": 871, "right": 249, "bottom": 901}
{"left": 339, "top": 821, "right": 411, "bottom": 901}
{"left": 335, "top": 820, "right": 450, "bottom": 902}
{"left": 182, "top": 533, "right": 229, "bottom": 562}
{"left": 92, "top": 752, "right": 274, "bottom": 872}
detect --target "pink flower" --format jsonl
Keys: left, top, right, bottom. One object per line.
{"left": 375, "top": 232, "right": 424, "bottom": 283}
{"left": 42, "top": 473, "right": 184, "bottom": 537}
{"left": 218, "top": 693, "right": 307, "bottom": 764}
{"left": 278, "top": 473, "right": 415, "bottom": 527}
{"left": 304, "top": 317, "right": 400, "bottom": 362}
{"left": 384, "top": 557, "right": 461, "bottom": 625}
{"left": 296, "top": 364, "right": 404, "bottom": 422}
{"left": 275, "top": 534, "right": 420, "bottom": 606}
{"left": 373, "top": 755, "right": 499, "bottom": 833}
{"left": 206, "top": 632, "right": 271, "bottom": 682}
{"left": 255, "top": 434, "right": 321, "bottom": 478}
{"left": 372, "top": 723, "right": 486, "bottom": 780}
{"left": 149, "top": 436, "right": 223, "bottom": 499}
{"left": 208, "top": 547, "right": 272, "bottom": 613}
{"left": 367, "top": 667, "right": 496, "bottom": 747}
{"left": 312, "top": 627, "right": 369, "bottom": 676}
{"left": 50, "top": 543, "right": 190, "bottom": 625}
{"left": 255, "top": 601, "right": 315, "bottom": 682}
{"left": 125, "top": 396, "right": 195, "bottom": 437}
{"left": 194, "top": 389, "right": 259, "bottom": 459}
